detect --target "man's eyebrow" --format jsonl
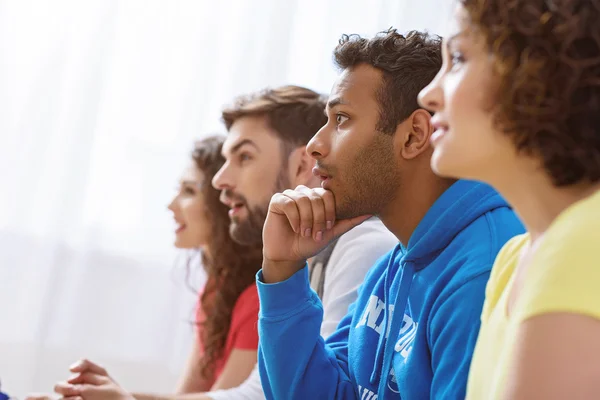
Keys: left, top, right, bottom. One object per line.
{"left": 326, "top": 97, "right": 350, "bottom": 110}
{"left": 227, "top": 138, "right": 260, "bottom": 155}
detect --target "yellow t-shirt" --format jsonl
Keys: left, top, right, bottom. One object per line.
{"left": 466, "top": 189, "right": 600, "bottom": 399}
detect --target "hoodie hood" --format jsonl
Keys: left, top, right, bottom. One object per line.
{"left": 404, "top": 180, "right": 509, "bottom": 264}
{"left": 374, "top": 180, "right": 510, "bottom": 398}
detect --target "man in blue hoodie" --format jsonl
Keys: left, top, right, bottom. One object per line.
{"left": 256, "top": 29, "right": 525, "bottom": 399}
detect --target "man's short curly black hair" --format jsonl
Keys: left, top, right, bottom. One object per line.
{"left": 333, "top": 28, "right": 442, "bottom": 134}
{"left": 462, "top": 0, "right": 600, "bottom": 187}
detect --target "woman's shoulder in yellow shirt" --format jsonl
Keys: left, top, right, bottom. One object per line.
{"left": 518, "top": 190, "right": 600, "bottom": 321}
{"left": 481, "top": 233, "right": 529, "bottom": 319}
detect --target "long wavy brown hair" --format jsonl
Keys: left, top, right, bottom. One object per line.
{"left": 191, "top": 135, "right": 263, "bottom": 382}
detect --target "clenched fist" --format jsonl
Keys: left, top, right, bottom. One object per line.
{"left": 262, "top": 185, "right": 370, "bottom": 283}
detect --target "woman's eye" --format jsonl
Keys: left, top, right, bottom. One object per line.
{"left": 449, "top": 51, "right": 466, "bottom": 70}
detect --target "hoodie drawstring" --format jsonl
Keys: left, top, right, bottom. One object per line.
{"left": 369, "top": 246, "right": 402, "bottom": 386}
{"left": 376, "top": 260, "right": 416, "bottom": 399}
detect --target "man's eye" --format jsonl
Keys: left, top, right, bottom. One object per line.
{"left": 336, "top": 114, "right": 349, "bottom": 125}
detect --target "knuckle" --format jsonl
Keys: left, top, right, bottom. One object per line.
{"left": 313, "top": 210, "right": 326, "bottom": 220}
{"left": 305, "top": 190, "right": 324, "bottom": 203}
{"left": 308, "top": 190, "right": 322, "bottom": 200}
{"left": 280, "top": 196, "right": 294, "bottom": 205}
{"left": 80, "top": 384, "right": 98, "bottom": 395}
{"left": 314, "top": 188, "right": 333, "bottom": 201}
{"left": 300, "top": 208, "right": 313, "bottom": 221}
{"left": 323, "top": 190, "right": 335, "bottom": 200}
{"left": 301, "top": 213, "right": 313, "bottom": 223}
{"left": 296, "top": 195, "right": 311, "bottom": 207}
{"left": 270, "top": 193, "right": 286, "bottom": 204}
{"left": 308, "top": 196, "right": 323, "bottom": 206}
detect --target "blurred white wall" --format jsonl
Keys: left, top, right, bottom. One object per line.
{"left": 0, "top": 0, "right": 453, "bottom": 396}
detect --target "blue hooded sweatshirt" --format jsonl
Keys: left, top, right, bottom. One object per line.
{"left": 256, "top": 180, "right": 524, "bottom": 399}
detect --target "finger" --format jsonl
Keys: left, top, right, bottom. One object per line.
{"left": 25, "top": 394, "right": 56, "bottom": 400}
{"left": 69, "top": 359, "right": 108, "bottom": 376}
{"left": 297, "top": 187, "right": 327, "bottom": 241}
{"left": 67, "top": 373, "right": 83, "bottom": 384}
{"left": 312, "top": 188, "right": 336, "bottom": 230}
{"left": 67, "top": 372, "right": 107, "bottom": 385}
{"left": 54, "top": 382, "right": 81, "bottom": 397}
{"left": 269, "top": 193, "right": 300, "bottom": 233}
{"left": 58, "top": 383, "right": 104, "bottom": 399}
{"left": 76, "top": 383, "right": 122, "bottom": 399}
{"left": 282, "top": 189, "right": 313, "bottom": 238}
{"left": 332, "top": 215, "right": 372, "bottom": 238}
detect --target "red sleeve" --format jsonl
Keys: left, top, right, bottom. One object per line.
{"left": 228, "top": 284, "right": 260, "bottom": 350}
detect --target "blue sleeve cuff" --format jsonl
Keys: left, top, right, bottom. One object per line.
{"left": 256, "top": 264, "right": 315, "bottom": 317}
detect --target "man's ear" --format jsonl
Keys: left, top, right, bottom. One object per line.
{"left": 289, "top": 146, "right": 315, "bottom": 186}
{"left": 394, "top": 109, "right": 434, "bottom": 160}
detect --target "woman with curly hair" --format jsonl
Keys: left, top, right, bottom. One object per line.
{"left": 28, "top": 136, "right": 263, "bottom": 400}
{"left": 419, "top": 1, "right": 600, "bottom": 398}
{"left": 170, "top": 135, "right": 263, "bottom": 392}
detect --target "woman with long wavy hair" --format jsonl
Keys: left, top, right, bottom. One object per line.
{"left": 172, "top": 135, "right": 263, "bottom": 392}
{"left": 28, "top": 135, "right": 263, "bottom": 400}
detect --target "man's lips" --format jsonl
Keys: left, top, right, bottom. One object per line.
{"left": 312, "top": 167, "right": 331, "bottom": 181}
{"left": 220, "top": 195, "right": 246, "bottom": 217}
{"left": 228, "top": 203, "right": 245, "bottom": 217}
{"left": 313, "top": 167, "right": 333, "bottom": 190}
{"left": 220, "top": 192, "right": 245, "bottom": 209}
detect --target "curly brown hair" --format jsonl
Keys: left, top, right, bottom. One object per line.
{"left": 221, "top": 85, "right": 327, "bottom": 155}
{"left": 191, "top": 136, "right": 263, "bottom": 382}
{"left": 333, "top": 28, "right": 442, "bottom": 134}
{"left": 461, "top": 0, "right": 600, "bottom": 186}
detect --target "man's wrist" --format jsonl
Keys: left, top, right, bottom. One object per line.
{"left": 261, "top": 259, "right": 307, "bottom": 283}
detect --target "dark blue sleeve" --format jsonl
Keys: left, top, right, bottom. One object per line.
{"left": 428, "top": 273, "right": 489, "bottom": 400}
{"left": 257, "top": 266, "right": 357, "bottom": 400}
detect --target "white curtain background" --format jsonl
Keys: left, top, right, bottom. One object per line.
{"left": 0, "top": 0, "right": 453, "bottom": 396}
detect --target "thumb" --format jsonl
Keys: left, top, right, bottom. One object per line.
{"left": 331, "top": 215, "right": 371, "bottom": 238}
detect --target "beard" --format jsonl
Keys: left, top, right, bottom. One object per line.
{"left": 324, "top": 133, "right": 401, "bottom": 220}
{"left": 226, "top": 166, "right": 291, "bottom": 246}
{"left": 229, "top": 204, "right": 267, "bottom": 246}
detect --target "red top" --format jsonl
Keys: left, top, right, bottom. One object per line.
{"left": 196, "top": 283, "right": 260, "bottom": 386}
